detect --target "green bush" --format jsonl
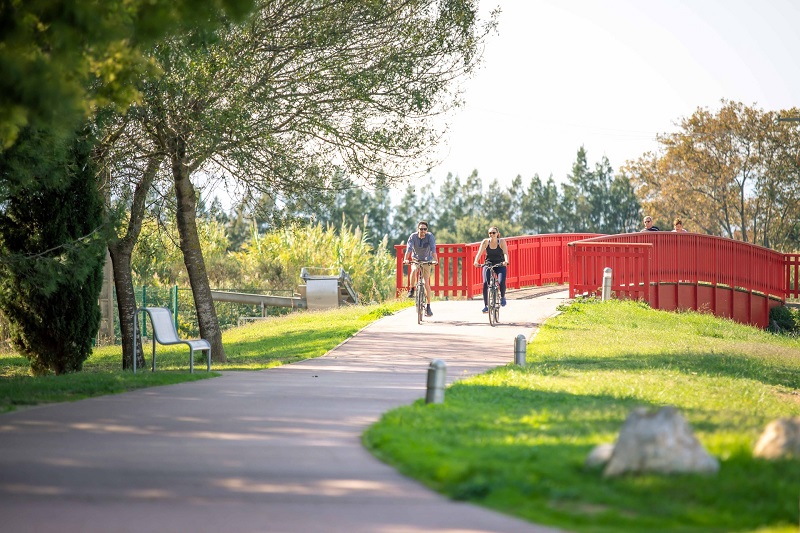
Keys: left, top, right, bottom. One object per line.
{"left": 769, "top": 305, "right": 799, "bottom": 333}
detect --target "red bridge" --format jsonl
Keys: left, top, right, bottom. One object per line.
{"left": 395, "top": 233, "right": 800, "bottom": 329}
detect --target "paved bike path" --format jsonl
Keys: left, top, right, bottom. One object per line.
{"left": 0, "top": 290, "right": 570, "bottom": 533}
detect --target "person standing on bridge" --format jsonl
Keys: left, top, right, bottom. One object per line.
{"left": 473, "top": 226, "right": 509, "bottom": 314}
{"left": 642, "top": 216, "right": 660, "bottom": 231}
{"left": 672, "top": 218, "right": 688, "bottom": 232}
{"left": 403, "top": 220, "right": 438, "bottom": 317}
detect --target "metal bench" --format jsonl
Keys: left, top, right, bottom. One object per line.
{"left": 132, "top": 307, "right": 211, "bottom": 374}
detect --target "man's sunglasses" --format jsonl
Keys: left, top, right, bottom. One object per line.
{"left": 418, "top": 227, "right": 428, "bottom": 231}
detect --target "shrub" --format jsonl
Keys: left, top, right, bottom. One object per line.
{"left": 769, "top": 304, "right": 799, "bottom": 333}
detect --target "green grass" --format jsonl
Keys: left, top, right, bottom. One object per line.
{"left": 363, "top": 298, "right": 800, "bottom": 533}
{"left": 0, "top": 300, "right": 411, "bottom": 412}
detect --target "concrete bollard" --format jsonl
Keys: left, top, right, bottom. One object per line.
{"left": 514, "top": 334, "right": 527, "bottom": 366}
{"left": 426, "top": 359, "right": 447, "bottom": 404}
{"left": 602, "top": 267, "right": 612, "bottom": 301}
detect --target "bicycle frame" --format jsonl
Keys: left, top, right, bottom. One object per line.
{"left": 410, "top": 259, "right": 437, "bottom": 324}
{"left": 481, "top": 263, "right": 502, "bottom": 326}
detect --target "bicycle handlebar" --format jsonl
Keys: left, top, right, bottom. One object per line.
{"left": 406, "top": 259, "right": 438, "bottom": 265}
{"left": 478, "top": 262, "right": 507, "bottom": 269}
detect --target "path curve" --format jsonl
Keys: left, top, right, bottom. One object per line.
{"left": 0, "top": 289, "right": 570, "bottom": 533}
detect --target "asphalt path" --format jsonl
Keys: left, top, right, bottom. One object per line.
{"left": 0, "top": 289, "right": 570, "bottom": 533}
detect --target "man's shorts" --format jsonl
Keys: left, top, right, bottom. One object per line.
{"left": 412, "top": 261, "right": 434, "bottom": 277}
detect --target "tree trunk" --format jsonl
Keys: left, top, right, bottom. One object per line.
{"left": 108, "top": 156, "right": 162, "bottom": 370}
{"left": 109, "top": 243, "right": 145, "bottom": 370}
{"left": 170, "top": 140, "right": 226, "bottom": 362}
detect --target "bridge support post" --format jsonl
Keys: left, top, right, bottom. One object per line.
{"left": 602, "top": 267, "right": 612, "bottom": 301}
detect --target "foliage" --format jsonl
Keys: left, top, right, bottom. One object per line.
{"left": 0, "top": 0, "right": 255, "bottom": 149}
{"left": 131, "top": 215, "right": 231, "bottom": 289}
{"left": 364, "top": 298, "right": 800, "bottom": 532}
{"left": 0, "top": 126, "right": 107, "bottom": 374}
{"left": 125, "top": 215, "right": 397, "bottom": 338}
{"left": 0, "top": 300, "right": 411, "bottom": 411}
{"left": 232, "top": 221, "right": 397, "bottom": 303}
{"left": 769, "top": 305, "right": 800, "bottom": 334}
{"left": 623, "top": 100, "right": 800, "bottom": 249}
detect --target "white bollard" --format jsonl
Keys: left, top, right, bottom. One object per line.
{"left": 426, "top": 359, "right": 447, "bottom": 404}
{"left": 602, "top": 267, "right": 612, "bottom": 301}
{"left": 514, "top": 334, "right": 527, "bottom": 366}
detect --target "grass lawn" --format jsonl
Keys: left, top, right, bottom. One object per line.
{"left": 0, "top": 299, "right": 411, "bottom": 412}
{"left": 363, "top": 298, "right": 800, "bottom": 533}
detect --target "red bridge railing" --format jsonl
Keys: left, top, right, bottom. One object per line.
{"left": 394, "top": 232, "right": 799, "bottom": 328}
{"left": 568, "top": 233, "right": 790, "bottom": 328}
{"left": 394, "top": 233, "right": 600, "bottom": 299}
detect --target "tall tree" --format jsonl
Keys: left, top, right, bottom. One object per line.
{"left": 116, "top": 0, "right": 495, "bottom": 360}
{"left": 461, "top": 170, "right": 485, "bottom": 218}
{"left": 0, "top": 126, "right": 107, "bottom": 374}
{"left": 392, "top": 182, "right": 437, "bottom": 247}
{"left": 625, "top": 101, "right": 800, "bottom": 248}
{"left": 434, "top": 173, "right": 465, "bottom": 237}
{"left": 483, "top": 178, "right": 512, "bottom": 222}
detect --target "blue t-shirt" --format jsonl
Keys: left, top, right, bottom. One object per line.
{"left": 406, "top": 232, "right": 436, "bottom": 261}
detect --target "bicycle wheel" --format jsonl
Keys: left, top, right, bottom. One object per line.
{"left": 493, "top": 294, "right": 500, "bottom": 324}
{"left": 488, "top": 284, "right": 497, "bottom": 326}
{"left": 416, "top": 284, "right": 425, "bottom": 324}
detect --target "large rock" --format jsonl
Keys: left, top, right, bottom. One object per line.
{"left": 753, "top": 417, "right": 800, "bottom": 459}
{"left": 603, "top": 406, "right": 719, "bottom": 477}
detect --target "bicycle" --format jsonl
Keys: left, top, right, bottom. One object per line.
{"left": 407, "top": 259, "right": 438, "bottom": 324}
{"left": 480, "top": 263, "right": 502, "bottom": 326}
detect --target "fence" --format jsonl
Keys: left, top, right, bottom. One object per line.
{"left": 567, "top": 232, "right": 789, "bottom": 328}
{"left": 393, "top": 233, "right": 600, "bottom": 299}
{"left": 101, "top": 286, "right": 296, "bottom": 345}
{"left": 394, "top": 231, "right": 799, "bottom": 329}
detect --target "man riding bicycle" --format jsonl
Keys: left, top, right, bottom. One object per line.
{"left": 403, "top": 220, "right": 438, "bottom": 317}
{"left": 473, "top": 225, "right": 509, "bottom": 314}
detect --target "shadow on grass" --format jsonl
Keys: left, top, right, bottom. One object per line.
{"left": 530, "top": 350, "right": 800, "bottom": 390}
{"left": 366, "top": 384, "right": 800, "bottom": 533}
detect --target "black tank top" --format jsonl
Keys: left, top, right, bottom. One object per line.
{"left": 486, "top": 241, "right": 504, "bottom": 265}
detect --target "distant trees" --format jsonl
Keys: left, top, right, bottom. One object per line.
{"left": 248, "top": 148, "right": 641, "bottom": 250}
{"left": 623, "top": 100, "right": 800, "bottom": 249}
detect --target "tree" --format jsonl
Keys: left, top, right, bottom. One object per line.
{"left": 624, "top": 101, "right": 800, "bottom": 248}
{"left": 0, "top": 0, "right": 255, "bottom": 149}
{"left": 433, "top": 173, "right": 466, "bottom": 237}
{"left": 392, "top": 182, "right": 437, "bottom": 247}
{"left": 111, "top": 0, "right": 495, "bottom": 361}
{"left": 518, "top": 174, "right": 560, "bottom": 234}
{"left": 483, "top": 178, "right": 513, "bottom": 223}
{"left": 2, "top": 1, "right": 256, "bottom": 371}
{"left": 0, "top": 126, "right": 107, "bottom": 374}
{"left": 607, "top": 174, "right": 641, "bottom": 233}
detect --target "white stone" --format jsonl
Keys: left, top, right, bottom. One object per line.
{"left": 603, "top": 406, "right": 719, "bottom": 477}
{"left": 753, "top": 418, "right": 800, "bottom": 459}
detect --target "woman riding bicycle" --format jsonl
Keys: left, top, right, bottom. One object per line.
{"left": 473, "top": 226, "right": 509, "bottom": 314}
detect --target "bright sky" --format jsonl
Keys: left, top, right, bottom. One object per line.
{"left": 421, "top": 0, "right": 800, "bottom": 190}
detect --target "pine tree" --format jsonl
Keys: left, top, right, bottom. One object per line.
{"left": 0, "top": 127, "right": 106, "bottom": 374}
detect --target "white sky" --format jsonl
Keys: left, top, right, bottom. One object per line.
{"left": 419, "top": 0, "right": 800, "bottom": 191}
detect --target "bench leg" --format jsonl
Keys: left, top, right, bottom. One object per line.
{"left": 189, "top": 347, "right": 194, "bottom": 374}
{"left": 207, "top": 348, "right": 211, "bottom": 372}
